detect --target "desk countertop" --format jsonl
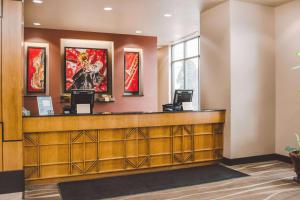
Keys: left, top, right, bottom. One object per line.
{"left": 23, "top": 109, "right": 226, "bottom": 118}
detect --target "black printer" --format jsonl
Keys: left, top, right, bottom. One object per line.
{"left": 162, "top": 90, "right": 193, "bottom": 112}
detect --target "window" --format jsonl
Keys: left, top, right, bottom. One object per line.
{"left": 171, "top": 37, "right": 200, "bottom": 110}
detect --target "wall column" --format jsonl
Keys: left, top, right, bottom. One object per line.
{"left": 0, "top": 0, "right": 24, "bottom": 194}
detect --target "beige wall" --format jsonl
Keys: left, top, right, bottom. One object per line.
{"left": 157, "top": 46, "right": 171, "bottom": 111}
{"left": 201, "top": 0, "right": 275, "bottom": 158}
{"left": 275, "top": 0, "right": 300, "bottom": 155}
{"left": 200, "top": 1, "right": 231, "bottom": 157}
{"left": 230, "top": 0, "right": 275, "bottom": 158}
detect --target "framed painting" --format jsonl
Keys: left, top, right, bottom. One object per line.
{"left": 64, "top": 47, "right": 108, "bottom": 93}
{"left": 124, "top": 48, "right": 143, "bottom": 96}
{"left": 25, "top": 44, "right": 48, "bottom": 95}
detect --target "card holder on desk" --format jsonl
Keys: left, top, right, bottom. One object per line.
{"left": 182, "top": 102, "right": 194, "bottom": 111}
{"left": 37, "top": 96, "right": 54, "bottom": 116}
{"left": 76, "top": 104, "right": 91, "bottom": 114}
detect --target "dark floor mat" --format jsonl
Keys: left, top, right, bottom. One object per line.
{"left": 59, "top": 164, "right": 248, "bottom": 200}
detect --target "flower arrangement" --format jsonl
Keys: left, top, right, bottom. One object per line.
{"left": 285, "top": 134, "right": 300, "bottom": 153}
{"left": 285, "top": 134, "right": 300, "bottom": 183}
{"left": 285, "top": 52, "right": 300, "bottom": 183}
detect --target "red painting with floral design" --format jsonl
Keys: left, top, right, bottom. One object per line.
{"left": 27, "top": 47, "right": 46, "bottom": 93}
{"left": 124, "top": 52, "right": 139, "bottom": 93}
{"left": 64, "top": 47, "right": 108, "bottom": 93}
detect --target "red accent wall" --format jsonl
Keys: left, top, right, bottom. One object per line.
{"left": 24, "top": 28, "right": 158, "bottom": 115}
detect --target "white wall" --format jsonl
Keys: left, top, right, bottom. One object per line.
{"left": 200, "top": 1, "right": 231, "bottom": 157}
{"left": 230, "top": 0, "right": 275, "bottom": 158}
{"left": 201, "top": 0, "right": 275, "bottom": 159}
{"left": 275, "top": 0, "right": 300, "bottom": 155}
{"left": 157, "top": 46, "right": 171, "bottom": 111}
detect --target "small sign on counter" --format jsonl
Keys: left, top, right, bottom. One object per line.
{"left": 37, "top": 96, "right": 54, "bottom": 116}
{"left": 182, "top": 102, "right": 194, "bottom": 111}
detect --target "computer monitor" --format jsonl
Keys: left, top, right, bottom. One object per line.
{"left": 173, "top": 90, "right": 193, "bottom": 106}
{"left": 71, "top": 89, "right": 95, "bottom": 114}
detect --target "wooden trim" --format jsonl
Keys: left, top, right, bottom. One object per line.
{"left": 1, "top": 0, "right": 23, "bottom": 140}
{"left": 138, "top": 112, "right": 225, "bottom": 128}
{"left": 0, "top": 14, "right": 2, "bottom": 123}
{"left": 23, "top": 114, "right": 139, "bottom": 133}
{"left": 3, "top": 141, "right": 23, "bottom": 171}
{"left": 23, "top": 111, "right": 225, "bottom": 133}
{"left": 26, "top": 161, "right": 218, "bottom": 185}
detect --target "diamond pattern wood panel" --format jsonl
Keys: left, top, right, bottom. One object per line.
{"left": 24, "top": 123, "right": 224, "bottom": 181}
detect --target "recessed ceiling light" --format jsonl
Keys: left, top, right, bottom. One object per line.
{"left": 32, "top": 0, "right": 43, "bottom": 4}
{"left": 164, "top": 14, "right": 172, "bottom": 17}
{"left": 104, "top": 7, "right": 113, "bottom": 11}
{"left": 33, "top": 22, "right": 41, "bottom": 26}
{"left": 136, "top": 30, "right": 142, "bottom": 34}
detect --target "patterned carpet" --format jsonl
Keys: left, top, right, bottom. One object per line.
{"left": 5, "top": 161, "right": 300, "bottom": 200}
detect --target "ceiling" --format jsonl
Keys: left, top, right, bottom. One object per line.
{"left": 24, "top": 0, "right": 225, "bottom": 45}
{"left": 24, "top": 0, "right": 293, "bottom": 46}
{"left": 240, "top": 0, "right": 293, "bottom": 6}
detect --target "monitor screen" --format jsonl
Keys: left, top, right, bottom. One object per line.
{"left": 173, "top": 90, "right": 193, "bottom": 105}
{"left": 71, "top": 89, "right": 95, "bottom": 114}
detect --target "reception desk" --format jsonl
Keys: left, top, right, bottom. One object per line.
{"left": 23, "top": 110, "right": 225, "bottom": 184}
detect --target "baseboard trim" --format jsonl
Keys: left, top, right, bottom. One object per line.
{"left": 222, "top": 154, "right": 291, "bottom": 166}
{"left": 275, "top": 154, "right": 292, "bottom": 164}
{"left": 0, "top": 170, "right": 24, "bottom": 194}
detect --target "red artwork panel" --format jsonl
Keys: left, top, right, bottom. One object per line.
{"left": 27, "top": 47, "right": 46, "bottom": 93}
{"left": 64, "top": 47, "right": 108, "bottom": 93}
{"left": 124, "top": 52, "right": 139, "bottom": 93}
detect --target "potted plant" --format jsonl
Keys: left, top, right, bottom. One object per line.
{"left": 285, "top": 51, "right": 300, "bottom": 182}
{"left": 285, "top": 134, "right": 300, "bottom": 183}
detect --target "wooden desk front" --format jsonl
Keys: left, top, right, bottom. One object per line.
{"left": 23, "top": 111, "right": 225, "bottom": 184}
